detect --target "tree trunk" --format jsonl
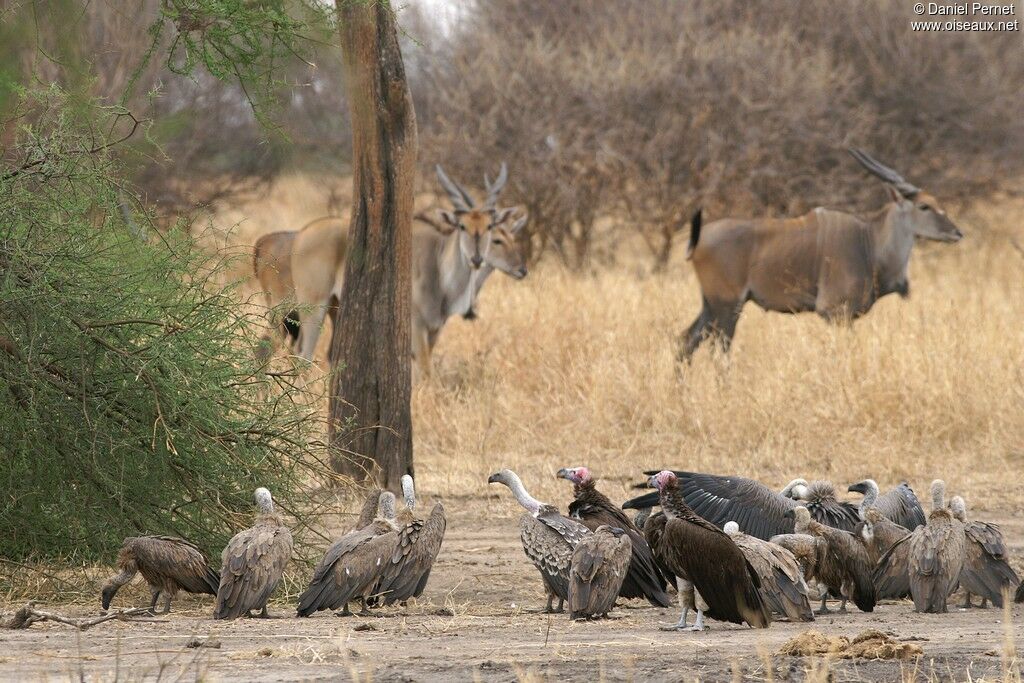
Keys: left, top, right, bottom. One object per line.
{"left": 328, "top": 0, "right": 416, "bottom": 490}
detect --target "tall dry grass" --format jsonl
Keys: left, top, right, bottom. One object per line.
{"left": 210, "top": 175, "right": 1024, "bottom": 516}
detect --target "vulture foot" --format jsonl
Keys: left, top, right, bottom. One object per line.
{"left": 961, "top": 594, "right": 973, "bottom": 609}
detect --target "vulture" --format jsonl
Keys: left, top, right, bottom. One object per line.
{"left": 723, "top": 521, "right": 814, "bottom": 622}
{"left": 788, "top": 481, "right": 861, "bottom": 532}
{"left": 624, "top": 471, "right": 860, "bottom": 540}
{"left": 646, "top": 471, "right": 770, "bottom": 631}
{"left": 846, "top": 479, "right": 911, "bottom": 564}
{"left": 214, "top": 487, "right": 293, "bottom": 620}
{"left": 555, "top": 466, "right": 671, "bottom": 607}
{"left": 568, "top": 525, "right": 632, "bottom": 620}
{"left": 948, "top": 495, "right": 1019, "bottom": 608}
{"left": 770, "top": 529, "right": 825, "bottom": 605}
{"left": 101, "top": 536, "right": 219, "bottom": 613}
{"left": 1017, "top": 581, "right": 1024, "bottom": 604}
{"left": 848, "top": 479, "right": 926, "bottom": 531}
{"left": 488, "top": 468, "right": 590, "bottom": 613}
{"left": 296, "top": 492, "right": 400, "bottom": 617}
{"left": 373, "top": 475, "right": 447, "bottom": 606}
{"left": 874, "top": 480, "right": 965, "bottom": 613}
{"left": 782, "top": 506, "right": 875, "bottom": 613}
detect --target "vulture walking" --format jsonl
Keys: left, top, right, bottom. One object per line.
{"left": 214, "top": 487, "right": 293, "bottom": 620}
{"left": 948, "top": 496, "right": 1019, "bottom": 608}
{"left": 848, "top": 479, "right": 926, "bottom": 531}
{"left": 724, "top": 522, "right": 814, "bottom": 622}
{"left": 874, "top": 480, "right": 965, "bottom": 613}
{"left": 297, "top": 492, "right": 400, "bottom": 617}
{"left": 782, "top": 506, "right": 875, "bottom": 613}
{"left": 374, "top": 475, "right": 447, "bottom": 606}
{"left": 489, "top": 469, "right": 590, "bottom": 613}
{"left": 101, "top": 536, "right": 219, "bottom": 613}
{"left": 556, "top": 466, "right": 671, "bottom": 607}
{"left": 846, "top": 479, "right": 911, "bottom": 563}
{"left": 568, "top": 525, "right": 632, "bottom": 620}
{"left": 647, "top": 471, "right": 770, "bottom": 631}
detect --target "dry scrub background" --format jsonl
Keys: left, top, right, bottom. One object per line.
{"left": 209, "top": 174, "right": 1024, "bottom": 515}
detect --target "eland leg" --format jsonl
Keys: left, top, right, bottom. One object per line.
{"left": 677, "top": 302, "right": 712, "bottom": 363}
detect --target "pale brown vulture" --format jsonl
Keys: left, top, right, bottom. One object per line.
{"left": 214, "top": 487, "right": 293, "bottom": 620}
{"left": 556, "top": 466, "right": 670, "bottom": 607}
{"left": 782, "top": 506, "right": 875, "bottom": 613}
{"left": 948, "top": 496, "right": 1019, "bottom": 608}
{"left": 846, "top": 479, "right": 911, "bottom": 563}
{"left": 296, "top": 492, "right": 400, "bottom": 617}
{"left": 724, "top": 521, "right": 814, "bottom": 622}
{"left": 874, "top": 480, "right": 965, "bottom": 613}
{"left": 488, "top": 468, "right": 590, "bottom": 613}
{"left": 647, "top": 471, "right": 770, "bottom": 630}
{"left": 101, "top": 536, "right": 219, "bottom": 613}
{"left": 568, "top": 525, "right": 632, "bottom": 620}
{"left": 847, "top": 479, "right": 926, "bottom": 531}
{"left": 373, "top": 475, "right": 447, "bottom": 605}
{"left": 770, "top": 527, "right": 825, "bottom": 603}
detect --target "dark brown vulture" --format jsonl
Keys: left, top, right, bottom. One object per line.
{"left": 948, "top": 496, "right": 1019, "bottom": 608}
{"left": 556, "top": 466, "right": 671, "bottom": 607}
{"left": 788, "top": 481, "right": 861, "bottom": 532}
{"left": 848, "top": 479, "right": 926, "bottom": 531}
{"left": 214, "top": 487, "right": 293, "bottom": 620}
{"left": 782, "top": 506, "right": 875, "bottom": 613}
{"left": 488, "top": 468, "right": 590, "bottom": 613}
{"left": 374, "top": 475, "right": 447, "bottom": 606}
{"left": 624, "top": 471, "right": 859, "bottom": 540}
{"left": 568, "top": 525, "right": 632, "bottom": 620}
{"left": 874, "top": 480, "right": 965, "bottom": 613}
{"left": 724, "top": 521, "right": 814, "bottom": 622}
{"left": 101, "top": 536, "right": 219, "bottom": 613}
{"left": 296, "top": 492, "right": 400, "bottom": 617}
{"left": 353, "top": 487, "right": 384, "bottom": 531}
{"left": 647, "top": 471, "right": 770, "bottom": 631}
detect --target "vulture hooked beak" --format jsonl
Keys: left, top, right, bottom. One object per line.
{"left": 555, "top": 468, "right": 571, "bottom": 480}
{"left": 100, "top": 585, "right": 116, "bottom": 610}
{"left": 847, "top": 481, "right": 868, "bottom": 494}
{"left": 487, "top": 472, "right": 502, "bottom": 485}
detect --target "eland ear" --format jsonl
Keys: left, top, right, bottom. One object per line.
{"left": 510, "top": 212, "right": 529, "bottom": 234}
{"left": 438, "top": 210, "right": 461, "bottom": 234}
{"left": 490, "top": 206, "right": 516, "bottom": 227}
{"left": 885, "top": 184, "right": 908, "bottom": 204}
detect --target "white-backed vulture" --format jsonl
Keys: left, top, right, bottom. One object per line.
{"left": 788, "top": 480, "right": 861, "bottom": 532}
{"left": 374, "top": 475, "right": 447, "bottom": 606}
{"left": 949, "top": 496, "right": 1019, "bottom": 608}
{"left": 488, "top": 468, "right": 590, "bottom": 613}
{"left": 770, "top": 529, "right": 826, "bottom": 605}
{"left": 783, "top": 506, "right": 876, "bottom": 613}
{"left": 214, "top": 487, "right": 293, "bottom": 620}
{"left": 568, "top": 525, "right": 632, "bottom": 620}
{"left": 101, "top": 536, "right": 219, "bottom": 613}
{"left": 647, "top": 471, "right": 770, "bottom": 631}
{"left": 296, "top": 492, "right": 400, "bottom": 617}
{"left": 556, "top": 466, "right": 671, "bottom": 607}
{"left": 846, "top": 479, "right": 911, "bottom": 563}
{"left": 724, "top": 521, "right": 814, "bottom": 622}
{"left": 848, "top": 479, "right": 926, "bottom": 531}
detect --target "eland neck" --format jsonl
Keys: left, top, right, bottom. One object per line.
{"left": 872, "top": 203, "right": 916, "bottom": 295}
{"left": 439, "top": 231, "right": 477, "bottom": 317}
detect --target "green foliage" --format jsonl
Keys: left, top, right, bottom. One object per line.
{"left": 0, "top": 87, "right": 335, "bottom": 561}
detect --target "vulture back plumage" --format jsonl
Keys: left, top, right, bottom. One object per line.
{"left": 906, "top": 481, "right": 966, "bottom": 613}
{"left": 787, "top": 506, "right": 876, "bottom": 612}
{"left": 948, "top": 496, "right": 1018, "bottom": 608}
{"left": 725, "top": 522, "right": 814, "bottom": 622}
{"left": 568, "top": 525, "right": 632, "bottom": 620}
{"left": 375, "top": 477, "right": 446, "bottom": 605}
{"left": 848, "top": 479, "right": 925, "bottom": 532}
{"left": 214, "top": 487, "right": 293, "bottom": 620}
{"left": 101, "top": 536, "right": 219, "bottom": 611}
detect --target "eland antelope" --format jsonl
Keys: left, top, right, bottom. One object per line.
{"left": 677, "top": 148, "right": 962, "bottom": 361}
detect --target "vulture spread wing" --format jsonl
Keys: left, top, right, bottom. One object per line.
{"left": 960, "top": 521, "right": 1019, "bottom": 607}
{"left": 729, "top": 531, "right": 814, "bottom": 622}
{"left": 875, "top": 483, "right": 926, "bottom": 530}
{"left": 568, "top": 529, "right": 632, "bottom": 619}
{"left": 907, "top": 513, "right": 966, "bottom": 613}
{"left": 376, "top": 503, "right": 447, "bottom": 604}
{"left": 214, "top": 518, "right": 293, "bottom": 620}
{"left": 131, "top": 536, "right": 220, "bottom": 595}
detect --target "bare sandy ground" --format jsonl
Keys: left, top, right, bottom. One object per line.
{"left": 3, "top": 508, "right": 1023, "bottom": 682}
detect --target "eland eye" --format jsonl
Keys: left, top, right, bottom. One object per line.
{"left": 492, "top": 238, "right": 504, "bottom": 246}
{"left": 918, "top": 204, "right": 932, "bottom": 212}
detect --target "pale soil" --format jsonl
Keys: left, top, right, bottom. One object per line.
{"left": 3, "top": 507, "right": 1023, "bottom": 682}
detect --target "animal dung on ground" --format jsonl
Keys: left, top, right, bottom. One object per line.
{"left": 778, "top": 629, "right": 923, "bottom": 660}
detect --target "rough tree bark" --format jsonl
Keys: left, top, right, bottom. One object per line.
{"left": 328, "top": 0, "right": 416, "bottom": 489}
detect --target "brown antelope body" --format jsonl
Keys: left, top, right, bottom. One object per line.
{"left": 678, "top": 149, "right": 962, "bottom": 361}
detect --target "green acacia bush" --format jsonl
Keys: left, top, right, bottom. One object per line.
{"left": 0, "top": 89, "right": 336, "bottom": 562}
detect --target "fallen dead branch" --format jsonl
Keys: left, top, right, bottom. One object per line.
{"left": 2, "top": 602, "right": 167, "bottom": 630}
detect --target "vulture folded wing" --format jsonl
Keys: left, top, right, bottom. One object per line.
{"left": 965, "top": 522, "right": 1008, "bottom": 558}
{"left": 135, "top": 537, "right": 219, "bottom": 594}
{"left": 216, "top": 525, "right": 293, "bottom": 619}
{"left": 876, "top": 483, "right": 926, "bottom": 530}
{"left": 378, "top": 503, "right": 447, "bottom": 604}
{"left": 297, "top": 527, "right": 391, "bottom": 616}
{"left": 520, "top": 515, "right": 574, "bottom": 601}
{"left": 962, "top": 522, "right": 1019, "bottom": 607}
{"left": 873, "top": 533, "right": 913, "bottom": 599}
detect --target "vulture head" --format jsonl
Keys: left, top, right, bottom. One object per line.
{"left": 723, "top": 521, "right": 740, "bottom": 535}
{"left": 781, "top": 478, "right": 810, "bottom": 500}
{"left": 948, "top": 495, "right": 967, "bottom": 523}
{"left": 254, "top": 487, "right": 275, "bottom": 515}
{"left": 930, "top": 479, "right": 947, "bottom": 512}
{"left": 488, "top": 468, "right": 543, "bottom": 514}
{"left": 648, "top": 470, "right": 677, "bottom": 491}
{"left": 401, "top": 474, "right": 417, "bottom": 512}
{"left": 846, "top": 479, "right": 879, "bottom": 496}
{"left": 783, "top": 505, "right": 812, "bottom": 530}
{"left": 555, "top": 467, "right": 592, "bottom": 485}
{"left": 100, "top": 583, "right": 117, "bottom": 610}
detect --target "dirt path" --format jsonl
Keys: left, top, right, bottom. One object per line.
{"left": 3, "top": 509, "right": 1023, "bottom": 682}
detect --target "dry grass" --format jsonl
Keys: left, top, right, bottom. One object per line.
{"left": 203, "top": 174, "right": 1024, "bottom": 518}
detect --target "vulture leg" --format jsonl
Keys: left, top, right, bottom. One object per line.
{"left": 358, "top": 597, "right": 372, "bottom": 617}
{"left": 556, "top": 598, "right": 565, "bottom": 613}
{"left": 817, "top": 595, "right": 831, "bottom": 615}
{"left": 336, "top": 604, "right": 354, "bottom": 617}
{"left": 838, "top": 597, "right": 848, "bottom": 613}
{"left": 961, "top": 593, "right": 973, "bottom": 609}
{"left": 158, "top": 593, "right": 172, "bottom": 615}
{"left": 148, "top": 588, "right": 161, "bottom": 615}
{"left": 660, "top": 578, "right": 692, "bottom": 630}
{"left": 688, "top": 591, "right": 709, "bottom": 632}
{"left": 980, "top": 596, "right": 989, "bottom": 608}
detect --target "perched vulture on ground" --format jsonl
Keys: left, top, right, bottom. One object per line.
{"left": 296, "top": 492, "right": 400, "bottom": 617}
{"left": 846, "top": 480, "right": 911, "bottom": 564}
{"left": 488, "top": 469, "right": 590, "bottom": 613}
{"left": 874, "top": 480, "right": 965, "bottom": 613}
{"left": 647, "top": 471, "right": 770, "bottom": 631}
{"left": 568, "top": 525, "right": 632, "bottom": 620}
{"left": 848, "top": 479, "right": 926, "bottom": 531}
{"left": 948, "top": 496, "right": 1019, "bottom": 608}
{"left": 788, "top": 481, "right": 861, "bottom": 532}
{"left": 723, "top": 521, "right": 814, "bottom": 622}
{"left": 374, "top": 475, "right": 447, "bottom": 606}
{"left": 770, "top": 528, "right": 825, "bottom": 605}
{"left": 101, "top": 536, "right": 219, "bottom": 613}
{"left": 214, "top": 487, "right": 293, "bottom": 620}
{"left": 353, "top": 487, "right": 384, "bottom": 531}
{"left": 556, "top": 466, "right": 671, "bottom": 607}
{"left": 782, "top": 506, "right": 875, "bottom": 613}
